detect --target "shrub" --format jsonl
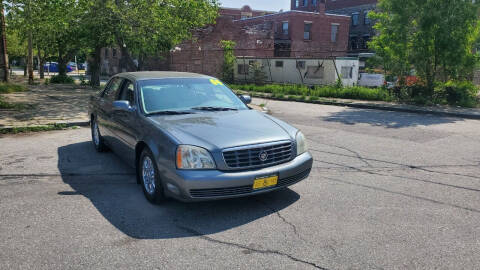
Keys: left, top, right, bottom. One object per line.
{"left": 439, "top": 80, "right": 478, "bottom": 107}
{"left": 0, "top": 83, "right": 27, "bottom": 94}
{"left": 50, "top": 75, "right": 74, "bottom": 84}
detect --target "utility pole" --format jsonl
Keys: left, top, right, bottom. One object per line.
{"left": 0, "top": 1, "right": 9, "bottom": 82}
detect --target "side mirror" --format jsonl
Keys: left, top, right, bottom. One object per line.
{"left": 239, "top": 95, "right": 252, "bottom": 104}
{"left": 113, "top": 100, "right": 134, "bottom": 112}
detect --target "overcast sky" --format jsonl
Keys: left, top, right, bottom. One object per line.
{"left": 219, "top": 0, "right": 290, "bottom": 12}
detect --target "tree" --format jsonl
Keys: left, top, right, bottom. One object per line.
{"left": 80, "top": 0, "right": 116, "bottom": 86}
{"left": 370, "top": 0, "right": 480, "bottom": 91}
{"left": 220, "top": 40, "right": 235, "bottom": 84}
{"left": 109, "top": 0, "right": 219, "bottom": 72}
{"left": 0, "top": 1, "right": 8, "bottom": 82}
{"left": 80, "top": 0, "right": 218, "bottom": 86}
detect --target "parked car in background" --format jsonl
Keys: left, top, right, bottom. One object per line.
{"left": 358, "top": 73, "right": 385, "bottom": 88}
{"left": 44, "top": 62, "right": 74, "bottom": 73}
{"left": 89, "top": 72, "right": 313, "bottom": 204}
{"left": 68, "top": 62, "right": 77, "bottom": 71}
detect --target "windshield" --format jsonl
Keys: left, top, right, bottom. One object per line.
{"left": 139, "top": 78, "right": 248, "bottom": 114}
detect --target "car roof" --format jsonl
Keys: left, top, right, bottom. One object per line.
{"left": 115, "top": 71, "right": 213, "bottom": 81}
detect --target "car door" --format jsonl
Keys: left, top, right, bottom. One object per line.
{"left": 110, "top": 79, "right": 138, "bottom": 165}
{"left": 97, "top": 77, "right": 124, "bottom": 144}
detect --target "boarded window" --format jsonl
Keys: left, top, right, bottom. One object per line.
{"left": 296, "top": 61, "right": 306, "bottom": 69}
{"left": 341, "top": 66, "right": 353, "bottom": 79}
{"left": 238, "top": 64, "right": 249, "bottom": 75}
{"left": 306, "top": 66, "right": 324, "bottom": 79}
{"left": 275, "top": 61, "right": 284, "bottom": 68}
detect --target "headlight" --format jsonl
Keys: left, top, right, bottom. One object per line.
{"left": 296, "top": 131, "right": 308, "bottom": 156}
{"left": 176, "top": 145, "right": 216, "bottom": 170}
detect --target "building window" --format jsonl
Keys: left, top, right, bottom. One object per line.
{"left": 275, "top": 61, "right": 284, "bottom": 68}
{"left": 312, "top": 0, "right": 317, "bottom": 6}
{"left": 112, "top": 49, "right": 117, "bottom": 57}
{"left": 296, "top": 61, "right": 306, "bottom": 69}
{"left": 331, "top": 24, "right": 339, "bottom": 43}
{"left": 350, "top": 36, "right": 358, "bottom": 50}
{"left": 304, "top": 23, "right": 312, "bottom": 40}
{"left": 282, "top": 22, "right": 289, "bottom": 35}
{"left": 358, "top": 35, "right": 370, "bottom": 49}
{"left": 104, "top": 49, "right": 109, "bottom": 58}
{"left": 295, "top": 0, "right": 299, "bottom": 8}
{"left": 352, "top": 13, "right": 359, "bottom": 26}
{"left": 364, "top": 11, "right": 371, "bottom": 25}
{"left": 306, "top": 66, "right": 324, "bottom": 79}
{"left": 303, "top": 0, "right": 308, "bottom": 6}
{"left": 341, "top": 66, "right": 353, "bottom": 79}
{"left": 238, "top": 64, "right": 249, "bottom": 75}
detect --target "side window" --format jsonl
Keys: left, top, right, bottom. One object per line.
{"left": 104, "top": 77, "right": 123, "bottom": 101}
{"left": 118, "top": 80, "right": 135, "bottom": 105}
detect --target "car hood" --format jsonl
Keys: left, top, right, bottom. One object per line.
{"left": 148, "top": 110, "right": 294, "bottom": 150}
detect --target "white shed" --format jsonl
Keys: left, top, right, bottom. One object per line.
{"left": 234, "top": 57, "right": 359, "bottom": 86}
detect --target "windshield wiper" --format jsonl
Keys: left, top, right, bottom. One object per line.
{"left": 191, "top": 106, "right": 238, "bottom": 111}
{"left": 147, "top": 111, "right": 195, "bottom": 116}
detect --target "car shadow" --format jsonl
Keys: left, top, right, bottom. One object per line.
{"left": 323, "top": 108, "right": 462, "bottom": 128}
{"left": 57, "top": 141, "right": 300, "bottom": 239}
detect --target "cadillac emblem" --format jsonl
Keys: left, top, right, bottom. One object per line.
{"left": 259, "top": 151, "right": 268, "bottom": 161}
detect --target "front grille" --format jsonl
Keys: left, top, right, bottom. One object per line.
{"left": 222, "top": 141, "right": 293, "bottom": 170}
{"left": 189, "top": 168, "right": 311, "bottom": 198}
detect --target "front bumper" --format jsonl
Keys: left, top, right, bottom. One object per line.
{"left": 164, "top": 152, "right": 313, "bottom": 201}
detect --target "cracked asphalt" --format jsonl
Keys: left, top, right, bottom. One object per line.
{"left": 1, "top": 99, "right": 480, "bottom": 269}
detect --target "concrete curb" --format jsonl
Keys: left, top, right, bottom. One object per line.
{"left": 250, "top": 95, "right": 480, "bottom": 120}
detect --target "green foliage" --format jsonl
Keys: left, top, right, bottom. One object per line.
{"left": 0, "top": 83, "right": 27, "bottom": 93}
{"left": 250, "top": 61, "right": 266, "bottom": 86}
{"left": 50, "top": 75, "right": 74, "bottom": 84}
{"left": 231, "top": 84, "right": 393, "bottom": 102}
{"left": 437, "top": 81, "right": 479, "bottom": 107}
{"left": 370, "top": 0, "right": 480, "bottom": 90}
{"left": 220, "top": 40, "right": 235, "bottom": 84}
{"left": 0, "top": 96, "right": 27, "bottom": 110}
{"left": 79, "top": 75, "right": 87, "bottom": 86}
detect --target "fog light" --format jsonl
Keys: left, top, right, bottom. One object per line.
{"left": 167, "top": 183, "right": 180, "bottom": 195}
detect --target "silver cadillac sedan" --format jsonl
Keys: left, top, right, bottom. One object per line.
{"left": 89, "top": 72, "right": 313, "bottom": 204}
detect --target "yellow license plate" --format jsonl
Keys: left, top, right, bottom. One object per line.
{"left": 253, "top": 175, "right": 278, "bottom": 190}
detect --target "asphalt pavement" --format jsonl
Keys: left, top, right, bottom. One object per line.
{"left": 1, "top": 100, "right": 480, "bottom": 269}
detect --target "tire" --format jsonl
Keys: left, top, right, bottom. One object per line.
{"left": 91, "top": 117, "right": 107, "bottom": 152}
{"left": 139, "top": 148, "right": 166, "bottom": 204}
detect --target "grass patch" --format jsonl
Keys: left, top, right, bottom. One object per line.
{"left": 0, "top": 96, "right": 29, "bottom": 110}
{"left": 230, "top": 83, "right": 393, "bottom": 102}
{"left": 50, "top": 75, "right": 75, "bottom": 84}
{"left": 0, "top": 123, "right": 70, "bottom": 134}
{"left": 0, "top": 83, "right": 28, "bottom": 94}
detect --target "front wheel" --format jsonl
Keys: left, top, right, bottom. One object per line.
{"left": 91, "top": 118, "right": 107, "bottom": 152}
{"left": 139, "top": 148, "right": 166, "bottom": 204}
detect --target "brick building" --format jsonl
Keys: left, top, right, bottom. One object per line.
{"left": 325, "top": 0, "right": 378, "bottom": 56}
{"left": 100, "top": 1, "right": 351, "bottom": 79}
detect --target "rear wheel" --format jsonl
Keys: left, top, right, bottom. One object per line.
{"left": 91, "top": 117, "right": 107, "bottom": 152}
{"left": 139, "top": 148, "right": 165, "bottom": 204}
